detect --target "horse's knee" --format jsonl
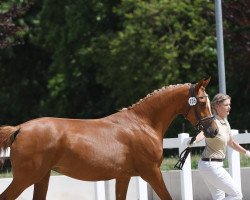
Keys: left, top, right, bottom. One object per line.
{"left": 115, "top": 178, "right": 131, "bottom": 200}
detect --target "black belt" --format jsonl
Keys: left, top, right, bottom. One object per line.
{"left": 202, "top": 158, "right": 224, "bottom": 162}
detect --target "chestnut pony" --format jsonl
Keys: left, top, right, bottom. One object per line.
{"left": 0, "top": 77, "right": 217, "bottom": 200}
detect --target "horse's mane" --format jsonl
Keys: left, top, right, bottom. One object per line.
{"left": 121, "top": 83, "right": 191, "bottom": 111}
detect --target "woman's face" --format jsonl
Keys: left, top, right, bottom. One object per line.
{"left": 215, "top": 99, "right": 231, "bottom": 119}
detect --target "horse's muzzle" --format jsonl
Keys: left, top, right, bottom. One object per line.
{"left": 203, "top": 127, "right": 218, "bottom": 138}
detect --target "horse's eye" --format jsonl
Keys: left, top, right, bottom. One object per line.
{"left": 198, "top": 96, "right": 208, "bottom": 103}
{"left": 198, "top": 96, "right": 206, "bottom": 101}
{"left": 199, "top": 102, "right": 206, "bottom": 107}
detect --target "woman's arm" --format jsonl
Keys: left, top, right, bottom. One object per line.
{"left": 195, "top": 131, "right": 205, "bottom": 143}
{"left": 228, "top": 136, "right": 249, "bottom": 155}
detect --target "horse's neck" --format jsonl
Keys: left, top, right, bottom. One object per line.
{"left": 132, "top": 86, "right": 189, "bottom": 138}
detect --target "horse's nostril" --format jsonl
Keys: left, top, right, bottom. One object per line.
{"left": 214, "top": 129, "right": 218, "bottom": 137}
{"left": 210, "top": 129, "right": 218, "bottom": 138}
{"left": 203, "top": 127, "right": 218, "bottom": 138}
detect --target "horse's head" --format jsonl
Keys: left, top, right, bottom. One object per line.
{"left": 184, "top": 77, "right": 218, "bottom": 138}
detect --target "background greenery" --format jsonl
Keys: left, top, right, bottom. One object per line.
{"left": 0, "top": 0, "right": 249, "bottom": 139}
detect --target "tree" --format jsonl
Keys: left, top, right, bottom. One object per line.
{"left": 97, "top": 0, "right": 218, "bottom": 109}
{"left": 36, "top": 0, "right": 120, "bottom": 118}
{"left": 36, "top": 0, "right": 219, "bottom": 136}
{"left": 0, "top": 0, "right": 50, "bottom": 124}
{"left": 0, "top": 0, "right": 33, "bottom": 48}
{"left": 222, "top": 0, "right": 250, "bottom": 130}
{"left": 2, "top": 0, "right": 249, "bottom": 134}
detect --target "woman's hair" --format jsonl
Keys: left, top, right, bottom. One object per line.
{"left": 211, "top": 93, "right": 231, "bottom": 114}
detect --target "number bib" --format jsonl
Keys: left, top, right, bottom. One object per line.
{"left": 188, "top": 97, "right": 197, "bottom": 106}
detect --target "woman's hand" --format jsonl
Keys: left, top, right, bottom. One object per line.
{"left": 245, "top": 151, "right": 250, "bottom": 157}
{"left": 186, "top": 138, "right": 196, "bottom": 147}
{"left": 229, "top": 137, "right": 250, "bottom": 155}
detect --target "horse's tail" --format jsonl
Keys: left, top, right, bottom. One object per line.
{"left": 0, "top": 126, "right": 20, "bottom": 153}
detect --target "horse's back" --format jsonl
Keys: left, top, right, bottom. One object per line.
{"left": 13, "top": 117, "right": 108, "bottom": 154}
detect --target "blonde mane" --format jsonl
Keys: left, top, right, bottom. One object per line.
{"left": 121, "top": 83, "right": 191, "bottom": 111}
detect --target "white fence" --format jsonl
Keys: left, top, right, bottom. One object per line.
{"left": 0, "top": 130, "right": 249, "bottom": 200}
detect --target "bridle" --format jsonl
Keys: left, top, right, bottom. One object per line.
{"left": 184, "top": 84, "right": 215, "bottom": 132}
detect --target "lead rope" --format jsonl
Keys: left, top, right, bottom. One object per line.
{"left": 174, "top": 136, "right": 196, "bottom": 170}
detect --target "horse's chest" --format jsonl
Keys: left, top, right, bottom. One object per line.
{"left": 134, "top": 140, "right": 163, "bottom": 163}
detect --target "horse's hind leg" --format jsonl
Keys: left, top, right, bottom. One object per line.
{"left": 0, "top": 178, "right": 32, "bottom": 200}
{"left": 33, "top": 171, "right": 51, "bottom": 200}
{"left": 115, "top": 177, "right": 131, "bottom": 200}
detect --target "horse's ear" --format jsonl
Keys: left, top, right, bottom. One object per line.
{"left": 195, "top": 77, "right": 210, "bottom": 94}
{"left": 195, "top": 78, "right": 205, "bottom": 90}
{"left": 196, "top": 77, "right": 211, "bottom": 88}
{"left": 202, "top": 76, "right": 211, "bottom": 88}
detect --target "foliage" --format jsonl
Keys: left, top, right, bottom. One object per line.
{"left": 0, "top": 44, "right": 51, "bottom": 124}
{"left": 0, "top": 0, "right": 249, "bottom": 136}
{"left": 222, "top": 0, "right": 250, "bottom": 130}
{"left": 0, "top": 0, "right": 50, "bottom": 125}
{"left": 160, "top": 153, "right": 250, "bottom": 171}
{"left": 0, "top": 0, "right": 33, "bottom": 48}
{"left": 35, "top": 0, "right": 120, "bottom": 118}
{"left": 98, "top": 0, "right": 217, "bottom": 109}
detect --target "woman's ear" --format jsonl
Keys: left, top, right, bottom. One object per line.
{"left": 213, "top": 103, "right": 219, "bottom": 113}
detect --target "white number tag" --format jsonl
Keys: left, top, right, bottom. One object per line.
{"left": 188, "top": 97, "right": 197, "bottom": 106}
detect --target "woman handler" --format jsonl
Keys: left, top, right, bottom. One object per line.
{"left": 189, "top": 93, "right": 250, "bottom": 200}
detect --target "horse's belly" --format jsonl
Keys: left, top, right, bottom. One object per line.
{"left": 51, "top": 130, "right": 138, "bottom": 181}
{"left": 53, "top": 148, "right": 136, "bottom": 181}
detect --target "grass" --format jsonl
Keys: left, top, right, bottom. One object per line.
{"left": 0, "top": 171, "right": 12, "bottom": 178}
{"left": 160, "top": 154, "right": 250, "bottom": 171}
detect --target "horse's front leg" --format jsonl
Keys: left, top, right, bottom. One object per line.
{"left": 141, "top": 167, "right": 172, "bottom": 200}
{"left": 33, "top": 171, "right": 51, "bottom": 200}
{"left": 115, "top": 177, "right": 131, "bottom": 200}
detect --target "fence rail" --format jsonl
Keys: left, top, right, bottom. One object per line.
{"left": 0, "top": 130, "right": 249, "bottom": 200}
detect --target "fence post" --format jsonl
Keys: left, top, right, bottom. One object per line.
{"left": 0, "top": 147, "right": 10, "bottom": 157}
{"left": 136, "top": 176, "right": 148, "bottom": 200}
{"left": 227, "top": 129, "right": 241, "bottom": 191}
{"left": 178, "top": 133, "right": 193, "bottom": 200}
{"left": 94, "top": 181, "right": 106, "bottom": 200}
